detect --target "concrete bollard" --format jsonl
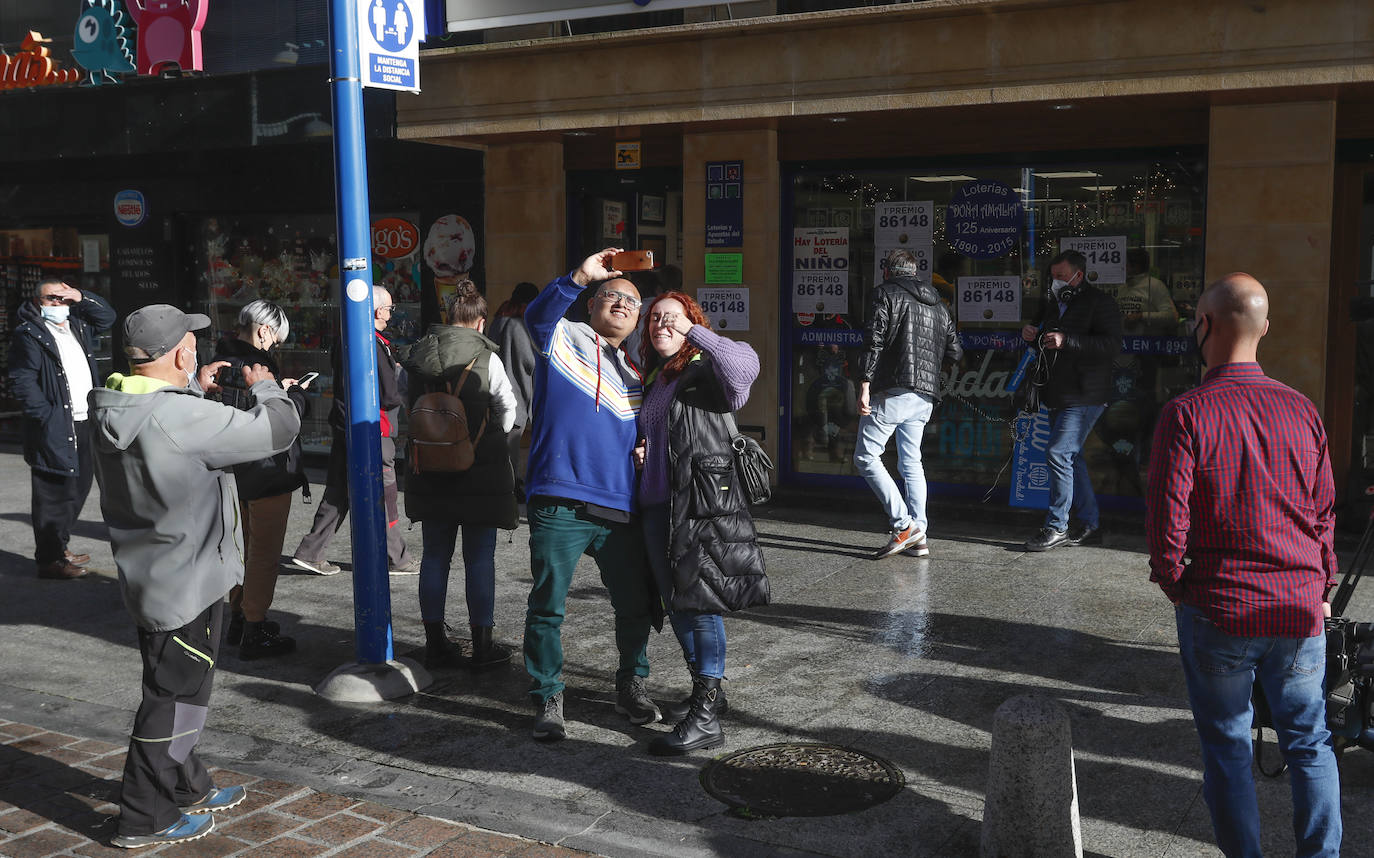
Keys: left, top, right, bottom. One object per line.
{"left": 980, "top": 694, "right": 1083, "bottom": 858}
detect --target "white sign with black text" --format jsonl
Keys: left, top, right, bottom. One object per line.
{"left": 874, "top": 201, "right": 933, "bottom": 286}
{"left": 956, "top": 275, "right": 1021, "bottom": 323}
{"left": 1060, "top": 235, "right": 1127, "bottom": 285}
{"left": 697, "top": 287, "right": 750, "bottom": 332}
{"left": 793, "top": 227, "right": 849, "bottom": 315}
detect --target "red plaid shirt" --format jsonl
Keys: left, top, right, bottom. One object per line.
{"left": 1146, "top": 362, "right": 1336, "bottom": 638}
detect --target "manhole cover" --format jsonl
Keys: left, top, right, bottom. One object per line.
{"left": 701, "top": 742, "right": 904, "bottom": 818}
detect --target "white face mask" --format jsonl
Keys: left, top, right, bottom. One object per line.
{"left": 1050, "top": 273, "right": 1078, "bottom": 298}
{"left": 40, "top": 304, "right": 70, "bottom": 324}
{"left": 180, "top": 347, "right": 198, "bottom": 387}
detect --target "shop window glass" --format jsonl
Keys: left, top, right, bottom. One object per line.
{"left": 785, "top": 155, "right": 1206, "bottom": 503}
{"left": 195, "top": 213, "right": 424, "bottom": 453}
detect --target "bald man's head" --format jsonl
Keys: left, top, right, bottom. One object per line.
{"left": 1198, "top": 273, "right": 1269, "bottom": 344}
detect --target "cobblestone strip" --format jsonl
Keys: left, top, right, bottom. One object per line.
{"left": 0, "top": 720, "right": 590, "bottom": 857}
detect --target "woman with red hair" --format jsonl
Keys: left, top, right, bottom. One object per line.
{"left": 637, "top": 290, "right": 769, "bottom": 755}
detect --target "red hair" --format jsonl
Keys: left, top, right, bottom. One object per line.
{"left": 639, "top": 290, "right": 711, "bottom": 381}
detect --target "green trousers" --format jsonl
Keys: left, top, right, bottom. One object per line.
{"left": 524, "top": 500, "right": 653, "bottom": 704}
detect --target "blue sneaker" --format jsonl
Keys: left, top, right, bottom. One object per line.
{"left": 111, "top": 813, "right": 214, "bottom": 848}
{"left": 180, "top": 785, "right": 247, "bottom": 814}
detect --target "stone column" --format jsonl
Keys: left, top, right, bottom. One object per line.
{"left": 1204, "top": 101, "right": 1337, "bottom": 409}
{"left": 981, "top": 694, "right": 1082, "bottom": 858}
{"left": 484, "top": 140, "right": 566, "bottom": 309}
{"left": 682, "top": 129, "right": 780, "bottom": 469}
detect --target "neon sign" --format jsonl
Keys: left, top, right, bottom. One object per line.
{"left": 73, "top": 0, "right": 137, "bottom": 86}
{"left": 127, "top": 0, "right": 209, "bottom": 76}
{"left": 0, "top": 31, "right": 83, "bottom": 90}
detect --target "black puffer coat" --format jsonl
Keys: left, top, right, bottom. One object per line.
{"left": 859, "top": 276, "right": 962, "bottom": 399}
{"left": 400, "top": 325, "right": 517, "bottom": 529}
{"left": 1032, "top": 284, "right": 1123, "bottom": 409}
{"left": 210, "top": 336, "right": 309, "bottom": 502}
{"left": 664, "top": 356, "right": 769, "bottom": 614}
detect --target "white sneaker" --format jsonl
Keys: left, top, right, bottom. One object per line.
{"left": 286, "top": 556, "right": 341, "bottom": 576}
{"left": 902, "top": 537, "right": 931, "bottom": 558}
{"left": 389, "top": 558, "right": 421, "bottom": 576}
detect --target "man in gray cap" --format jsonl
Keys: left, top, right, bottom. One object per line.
{"left": 89, "top": 305, "right": 300, "bottom": 848}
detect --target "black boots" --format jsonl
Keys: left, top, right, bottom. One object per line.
{"left": 239, "top": 620, "right": 295, "bottom": 660}
{"left": 423, "top": 621, "right": 465, "bottom": 670}
{"left": 226, "top": 612, "right": 279, "bottom": 646}
{"left": 664, "top": 682, "right": 729, "bottom": 721}
{"left": 469, "top": 625, "right": 512, "bottom": 671}
{"left": 424, "top": 622, "right": 512, "bottom": 671}
{"left": 649, "top": 675, "right": 724, "bottom": 756}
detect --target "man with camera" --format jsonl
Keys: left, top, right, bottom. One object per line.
{"left": 521, "top": 248, "right": 659, "bottom": 741}
{"left": 89, "top": 305, "right": 300, "bottom": 847}
{"left": 1146, "top": 273, "right": 1341, "bottom": 858}
{"left": 8, "top": 278, "right": 115, "bottom": 579}
{"left": 854, "top": 248, "right": 962, "bottom": 559}
{"left": 1019, "top": 249, "right": 1122, "bottom": 551}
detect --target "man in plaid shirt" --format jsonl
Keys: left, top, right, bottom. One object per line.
{"left": 1147, "top": 272, "right": 1340, "bottom": 858}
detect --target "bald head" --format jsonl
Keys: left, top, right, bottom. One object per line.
{"left": 1199, "top": 273, "right": 1269, "bottom": 341}
{"left": 1195, "top": 272, "right": 1270, "bottom": 366}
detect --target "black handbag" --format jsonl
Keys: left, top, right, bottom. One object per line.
{"left": 724, "top": 413, "right": 774, "bottom": 505}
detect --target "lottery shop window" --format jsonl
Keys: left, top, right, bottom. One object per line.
{"left": 785, "top": 153, "right": 1207, "bottom": 500}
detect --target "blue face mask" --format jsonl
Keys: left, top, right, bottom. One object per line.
{"left": 40, "top": 304, "right": 70, "bottom": 324}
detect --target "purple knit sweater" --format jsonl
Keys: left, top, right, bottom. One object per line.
{"left": 639, "top": 325, "right": 760, "bottom": 506}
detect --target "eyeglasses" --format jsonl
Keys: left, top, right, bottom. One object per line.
{"left": 38, "top": 294, "right": 66, "bottom": 305}
{"left": 597, "top": 290, "right": 642, "bottom": 310}
{"left": 376, "top": 305, "right": 394, "bottom": 315}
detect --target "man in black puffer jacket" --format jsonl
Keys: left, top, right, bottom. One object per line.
{"left": 855, "top": 249, "right": 962, "bottom": 559}
{"left": 1019, "top": 249, "right": 1123, "bottom": 552}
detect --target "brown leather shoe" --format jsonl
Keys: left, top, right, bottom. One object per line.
{"left": 38, "top": 560, "right": 89, "bottom": 580}
{"left": 64, "top": 550, "right": 91, "bottom": 566}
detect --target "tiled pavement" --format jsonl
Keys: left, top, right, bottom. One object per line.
{"left": 0, "top": 721, "right": 593, "bottom": 858}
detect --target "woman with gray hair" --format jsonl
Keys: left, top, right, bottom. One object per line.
{"left": 210, "top": 299, "right": 311, "bottom": 660}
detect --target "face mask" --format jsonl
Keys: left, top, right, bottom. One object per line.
{"left": 40, "top": 305, "right": 70, "bottom": 324}
{"left": 1050, "top": 273, "right": 1077, "bottom": 298}
{"left": 1193, "top": 316, "right": 1211, "bottom": 366}
{"left": 180, "top": 347, "right": 198, "bottom": 387}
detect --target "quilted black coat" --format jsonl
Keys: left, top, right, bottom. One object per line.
{"left": 859, "top": 276, "right": 962, "bottom": 399}
{"left": 663, "top": 356, "right": 769, "bottom": 614}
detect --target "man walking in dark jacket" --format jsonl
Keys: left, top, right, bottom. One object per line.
{"left": 287, "top": 285, "right": 417, "bottom": 575}
{"left": 1020, "top": 249, "right": 1123, "bottom": 551}
{"left": 7, "top": 278, "right": 115, "bottom": 579}
{"left": 855, "top": 249, "right": 963, "bottom": 559}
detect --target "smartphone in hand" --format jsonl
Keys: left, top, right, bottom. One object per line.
{"left": 612, "top": 250, "right": 654, "bottom": 271}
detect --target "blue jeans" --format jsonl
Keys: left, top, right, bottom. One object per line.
{"left": 418, "top": 521, "right": 497, "bottom": 627}
{"left": 853, "top": 390, "right": 934, "bottom": 533}
{"left": 642, "top": 504, "right": 727, "bottom": 679}
{"left": 1176, "top": 605, "right": 1341, "bottom": 858}
{"left": 1044, "top": 404, "right": 1105, "bottom": 532}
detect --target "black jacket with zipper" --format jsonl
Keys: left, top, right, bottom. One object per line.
{"left": 663, "top": 355, "right": 769, "bottom": 615}
{"left": 859, "top": 276, "right": 962, "bottom": 399}
{"left": 1031, "top": 283, "right": 1123, "bottom": 409}
{"left": 7, "top": 294, "right": 115, "bottom": 477}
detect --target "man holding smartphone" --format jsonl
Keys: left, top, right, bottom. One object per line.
{"left": 522, "top": 248, "right": 659, "bottom": 741}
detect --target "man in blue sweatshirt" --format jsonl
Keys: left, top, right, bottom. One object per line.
{"left": 523, "top": 248, "right": 659, "bottom": 741}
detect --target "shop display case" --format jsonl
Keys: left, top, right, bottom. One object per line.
{"left": 194, "top": 214, "right": 422, "bottom": 454}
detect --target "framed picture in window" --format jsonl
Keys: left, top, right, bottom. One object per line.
{"left": 640, "top": 194, "right": 665, "bottom": 225}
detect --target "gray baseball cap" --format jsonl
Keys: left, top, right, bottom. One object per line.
{"left": 123, "top": 304, "right": 211, "bottom": 363}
